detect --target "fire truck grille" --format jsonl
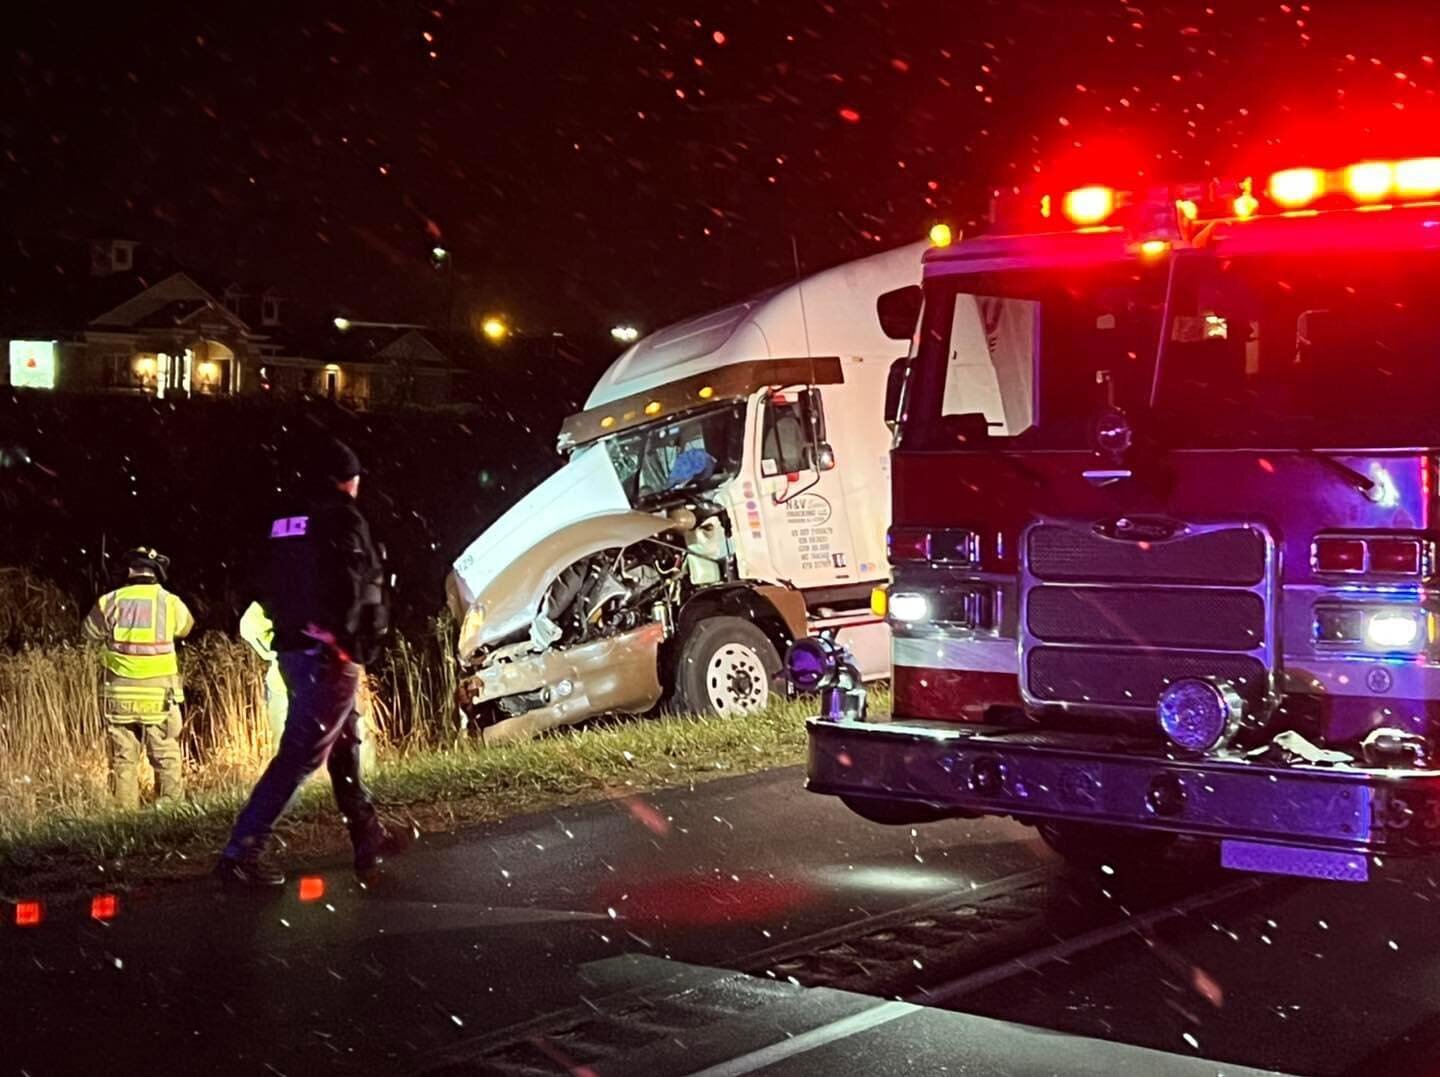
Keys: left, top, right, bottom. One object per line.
{"left": 1026, "top": 648, "right": 1269, "bottom": 710}
{"left": 1027, "top": 524, "right": 1266, "bottom": 585}
{"left": 1026, "top": 587, "right": 1264, "bottom": 651}
{"left": 1021, "top": 523, "right": 1273, "bottom": 715}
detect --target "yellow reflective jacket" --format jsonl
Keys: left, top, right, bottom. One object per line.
{"left": 84, "top": 582, "right": 194, "bottom": 720}
{"left": 238, "top": 601, "right": 277, "bottom": 663}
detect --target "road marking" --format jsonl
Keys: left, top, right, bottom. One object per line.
{"left": 686, "top": 999, "right": 919, "bottom": 1077}
{"left": 912, "top": 877, "right": 1264, "bottom": 1005}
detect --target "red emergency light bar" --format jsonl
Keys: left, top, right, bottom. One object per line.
{"left": 993, "top": 155, "right": 1440, "bottom": 242}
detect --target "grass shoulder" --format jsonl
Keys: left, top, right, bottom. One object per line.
{"left": 0, "top": 694, "right": 858, "bottom": 902}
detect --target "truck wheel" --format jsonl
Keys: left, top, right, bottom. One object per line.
{"left": 1036, "top": 820, "right": 1175, "bottom": 871}
{"left": 673, "top": 617, "right": 782, "bottom": 716}
{"left": 840, "top": 795, "right": 953, "bottom": 826}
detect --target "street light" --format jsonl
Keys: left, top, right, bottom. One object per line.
{"left": 610, "top": 325, "right": 641, "bottom": 343}
{"left": 481, "top": 316, "right": 509, "bottom": 342}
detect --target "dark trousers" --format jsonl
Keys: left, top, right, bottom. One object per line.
{"left": 223, "top": 649, "right": 377, "bottom": 859}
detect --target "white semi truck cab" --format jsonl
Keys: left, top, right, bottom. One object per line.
{"left": 446, "top": 242, "right": 924, "bottom": 743}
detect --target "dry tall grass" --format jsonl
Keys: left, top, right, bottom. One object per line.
{"left": 0, "top": 625, "right": 460, "bottom": 843}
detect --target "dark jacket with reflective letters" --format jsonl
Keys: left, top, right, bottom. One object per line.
{"left": 260, "top": 490, "right": 386, "bottom": 660}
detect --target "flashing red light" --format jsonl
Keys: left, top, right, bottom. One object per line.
{"left": 1268, "top": 167, "right": 1324, "bottom": 208}
{"left": 1314, "top": 537, "right": 1366, "bottom": 573}
{"left": 1139, "top": 238, "right": 1170, "bottom": 259}
{"left": 1061, "top": 185, "right": 1115, "bottom": 226}
{"left": 298, "top": 876, "right": 325, "bottom": 902}
{"left": 15, "top": 901, "right": 43, "bottom": 927}
{"left": 90, "top": 893, "right": 120, "bottom": 921}
{"left": 1345, "top": 161, "right": 1395, "bottom": 202}
{"left": 1370, "top": 537, "right": 1425, "bottom": 575}
{"left": 1396, "top": 157, "right": 1440, "bottom": 197}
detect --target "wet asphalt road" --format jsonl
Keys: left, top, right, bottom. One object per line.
{"left": 0, "top": 768, "right": 1044, "bottom": 1076}
{"left": 6, "top": 767, "right": 1440, "bottom": 1077}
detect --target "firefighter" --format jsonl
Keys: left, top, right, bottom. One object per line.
{"left": 83, "top": 547, "right": 194, "bottom": 811}
{"left": 238, "top": 600, "right": 287, "bottom": 741}
{"left": 215, "top": 438, "right": 406, "bottom": 887}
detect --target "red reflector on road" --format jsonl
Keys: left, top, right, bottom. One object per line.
{"left": 90, "top": 893, "right": 120, "bottom": 921}
{"left": 298, "top": 876, "right": 325, "bottom": 902}
{"left": 15, "top": 901, "right": 43, "bottom": 927}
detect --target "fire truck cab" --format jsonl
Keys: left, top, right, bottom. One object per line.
{"left": 805, "top": 156, "right": 1440, "bottom": 882}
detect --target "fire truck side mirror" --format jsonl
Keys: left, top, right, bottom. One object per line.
{"left": 876, "top": 285, "right": 922, "bottom": 341}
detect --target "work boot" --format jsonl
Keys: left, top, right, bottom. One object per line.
{"left": 214, "top": 853, "right": 286, "bottom": 889}
{"left": 353, "top": 824, "right": 413, "bottom": 880}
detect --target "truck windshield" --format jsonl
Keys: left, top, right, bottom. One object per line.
{"left": 604, "top": 402, "right": 746, "bottom": 505}
{"left": 902, "top": 249, "right": 1440, "bottom": 450}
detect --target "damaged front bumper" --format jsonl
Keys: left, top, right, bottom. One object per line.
{"left": 460, "top": 622, "right": 665, "bottom": 745}
{"left": 808, "top": 714, "right": 1440, "bottom": 857}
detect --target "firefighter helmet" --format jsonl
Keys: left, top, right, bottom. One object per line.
{"left": 123, "top": 546, "right": 171, "bottom": 582}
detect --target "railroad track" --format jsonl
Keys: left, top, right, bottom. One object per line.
{"left": 411, "top": 862, "right": 1284, "bottom": 1077}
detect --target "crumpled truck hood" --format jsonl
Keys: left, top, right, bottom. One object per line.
{"left": 449, "top": 444, "right": 671, "bottom": 656}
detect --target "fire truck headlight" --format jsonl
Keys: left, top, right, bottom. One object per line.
{"left": 1157, "top": 678, "right": 1244, "bottom": 754}
{"left": 888, "top": 592, "right": 931, "bottom": 624}
{"left": 1367, "top": 609, "right": 1422, "bottom": 649}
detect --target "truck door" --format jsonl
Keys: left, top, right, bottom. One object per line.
{"left": 754, "top": 387, "right": 861, "bottom": 590}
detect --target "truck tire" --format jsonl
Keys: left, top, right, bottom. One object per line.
{"left": 672, "top": 616, "right": 782, "bottom": 716}
{"left": 840, "top": 795, "right": 954, "bottom": 826}
{"left": 1036, "top": 820, "right": 1175, "bottom": 871}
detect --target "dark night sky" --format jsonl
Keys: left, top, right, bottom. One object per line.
{"left": 3, "top": 1, "right": 1439, "bottom": 345}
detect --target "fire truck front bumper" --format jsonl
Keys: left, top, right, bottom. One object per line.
{"left": 808, "top": 717, "right": 1440, "bottom": 859}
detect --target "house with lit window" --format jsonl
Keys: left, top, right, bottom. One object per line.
{"left": 1, "top": 237, "right": 472, "bottom": 409}
{"left": 1, "top": 239, "right": 265, "bottom": 398}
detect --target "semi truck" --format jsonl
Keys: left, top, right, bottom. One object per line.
{"left": 447, "top": 242, "right": 925, "bottom": 744}
{"left": 804, "top": 153, "right": 1440, "bottom": 882}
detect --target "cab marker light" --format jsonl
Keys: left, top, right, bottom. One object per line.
{"left": 298, "top": 876, "right": 325, "bottom": 903}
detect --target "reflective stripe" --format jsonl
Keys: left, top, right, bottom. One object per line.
{"left": 96, "top": 583, "right": 182, "bottom": 680}
{"left": 109, "top": 641, "right": 176, "bottom": 656}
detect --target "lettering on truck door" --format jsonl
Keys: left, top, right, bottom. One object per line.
{"left": 755, "top": 387, "right": 857, "bottom": 588}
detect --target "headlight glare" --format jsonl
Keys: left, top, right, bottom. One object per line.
{"left": 888, "top": 592, "right": 931, "bottom": 624}
{"left": 1367, "top": 609, "right": 1421, "bottom": 649}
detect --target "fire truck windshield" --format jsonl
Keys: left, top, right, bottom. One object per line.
{"left": 902, "top": 249, "right": 1440, "bottom": 451}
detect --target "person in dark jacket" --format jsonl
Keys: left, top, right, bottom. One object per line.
{"left": 215, "top": 438, "right": 406, "bottom": 887}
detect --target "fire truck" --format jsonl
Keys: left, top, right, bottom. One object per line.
{"left": 801, "top": 155, "right": 1440, "bottom": 882}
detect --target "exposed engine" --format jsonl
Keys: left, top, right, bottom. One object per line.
{"left": 540, "top": 540, "right": 686, "bottom": 648}
{"left": 459, "top": 507, "right": 736, "bottom": 739}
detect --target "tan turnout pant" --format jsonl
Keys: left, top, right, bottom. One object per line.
{"left": 107, "top": 710, "right": 184, "bottom": 811}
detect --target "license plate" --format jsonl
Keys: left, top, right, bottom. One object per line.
{"left": 1221, "top": 839, "right": 1369, "bottom": 883}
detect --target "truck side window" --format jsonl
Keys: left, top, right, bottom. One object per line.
{"left": 761, "top": 391, "right": 823, "bottom": 475}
